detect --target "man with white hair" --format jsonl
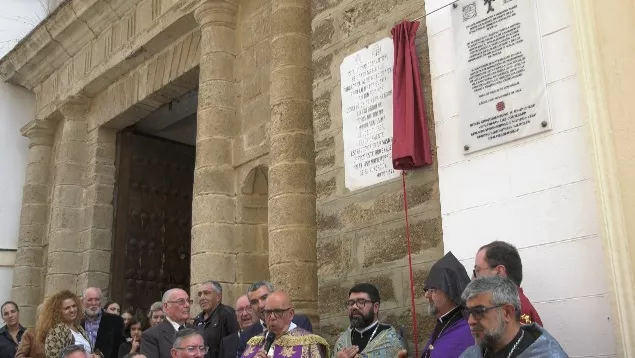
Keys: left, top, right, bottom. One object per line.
{"left": 193, "top": 281, "right": 238, "bottom": 358}
{"left": 81, "top": 287, "right": 124, "bottom": 358}
{"left": 459, "top": 276, "right": 567, "bottom": 358}
{"left": 142, "top": 288, "right": 194, "bottom": 358}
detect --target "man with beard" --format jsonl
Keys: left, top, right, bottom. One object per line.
{"left": 421, "top": 252, "right": 474, "bottom": 358}
{"left": 333, "top": 283, "right": 404, "bottom": 358}
{"left": 472, "top": 241, "right": 542, "bottom": 326}
{"left": 459, "top": 276, "right": 567, "bottom": 358}
{"left": 218, "top": 295, "right": 257, "bottom": 358}
{"left": 82, "top": 287, "right": 125, "bottom": 358}
{"left": 194, "top": 281, "right": 239, "bottom": 358}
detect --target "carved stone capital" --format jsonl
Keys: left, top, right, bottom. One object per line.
{"left": 58, "top": 96, "right": 91, "bottom": 121}
{"left": 194, "top": 0, "right": 239, "bottom": 28}
{"left": 20, "top": 120, "right": 55, "bottom": 148}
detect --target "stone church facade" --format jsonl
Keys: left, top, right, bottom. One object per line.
{"left": 0, "top": 0, "right": 442, "bottom": 344}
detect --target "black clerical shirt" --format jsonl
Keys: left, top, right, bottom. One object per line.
{"left": 483, "top": 327, "right": 537, "bottom": 358}
{"left": 350, "top": 321, "right": 391, "bottom": 352}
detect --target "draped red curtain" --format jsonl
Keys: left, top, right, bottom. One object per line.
{"left": 391, "top": 21, "right": 433, "bottom": 170}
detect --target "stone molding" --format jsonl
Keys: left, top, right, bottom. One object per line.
{"left": 571, "top": 0, "right": 635, "bottom": 356}
{"left": 194, "top": 0, "right": 239, "bottom": 28}
{"left": 21, "top": 120, "right": 56, "bottom": 147}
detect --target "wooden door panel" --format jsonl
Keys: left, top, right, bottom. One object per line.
{"left": 111, "top": 132, "right": 194, "bottom": 312}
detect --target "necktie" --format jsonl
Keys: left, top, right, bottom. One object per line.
{"left": 178, "top": 325, "right": 185, "bottom": 331}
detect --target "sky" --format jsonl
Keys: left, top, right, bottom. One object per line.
{"left": 0, "top": 0, "right": 49, "bottom": 58}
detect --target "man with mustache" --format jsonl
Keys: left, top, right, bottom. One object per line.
{"left": 459, "top": 276, "right": 567, "bottom": 358}
{"left": 421, "top": 252, "right": 474, "bottom": 358}
{"left": 333, "top": 283, "right": 405, "bottom": 358}
{"left": 81, "top": 287, "right": 125, "bottom": 358}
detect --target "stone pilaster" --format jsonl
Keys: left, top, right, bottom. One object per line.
{"left": 77, "top": 127, "right": 117, "bottom": 295}
{"left": 45, "top": 99, "right": 89, "bottom": 296}
{"left": 268, "top": 0, "right": 319, "bottom": 324}
{"left": 11, "top": 120, "right": 55, "bottom": 328}
{"left": 191, "top": 0, "right": 239, "bottom": 302}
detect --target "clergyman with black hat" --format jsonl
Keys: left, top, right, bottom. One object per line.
{"left": 421, "top": 252, "right": 474, "bottom": 358}
{"left": 333, "top": 283, "right": 405, "bottom": 358}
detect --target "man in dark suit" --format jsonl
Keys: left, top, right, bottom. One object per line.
{"left": 235, "top": 281, "right": 312, "bottom": 357}
{"left": 81, "top": 287, "right": 124, "bottom": 358}
{"left": 141, "top": 288, "right": 193, "bottom": 358}
{"left": 218, "top": 295, "right": 256, "bottom": 358}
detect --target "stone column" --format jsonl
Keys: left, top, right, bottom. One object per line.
{"left": 45, "top": 100, "right": 89, "bottom": 296}
{"left": 191, "top": 0, "right": 239, "bottom": 303}
{"left": 268, "top": 0, "right": 319, "bottom": 324}
{"left": 11, "top": 120, "right": 55, "bottom": 328}
{"left": 77, "top": 127, "right": 117, "bottom": 295}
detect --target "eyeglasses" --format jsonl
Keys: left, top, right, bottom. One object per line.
{"left": 168, "top": 299, "right": 193, "bottom": 306}
{"left": 174, "top": 346, "right": 209, "bottom": 355}
{"left": 462, "top": 304, "right": 504, "bottom": 320}
{"left": 236, "top": 306, "right": 254, "bottom": 314}
{"left": 472, "top": 265, "right": 495, "bottom": 278}
{"left": 263, "top": 308, "right": 291, "bottom": 319}
{"left": 345, "top": 299, "right": 374, "bottom": 309}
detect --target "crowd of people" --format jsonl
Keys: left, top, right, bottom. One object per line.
{"left": 0, "top": 241, "right": 569, "bottom": 358}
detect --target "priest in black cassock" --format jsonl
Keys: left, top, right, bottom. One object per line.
{"left": 421, "top": 252, "right": 474, "bottom": 358}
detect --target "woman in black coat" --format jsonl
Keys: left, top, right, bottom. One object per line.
{"left": 0, "top": 301, "right": 26, "bottom": 358}
{"left": 117, "top": 317, "right": 145, "bottom": 358}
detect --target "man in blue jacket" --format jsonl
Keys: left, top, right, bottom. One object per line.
{"left": 235, "top": 281, "right": 312, "bottom": 357}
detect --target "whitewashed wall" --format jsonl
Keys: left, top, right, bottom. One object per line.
{"left": 0, "top": 0, "right": 45, "bottom": 313}
{"left": 425, "top": 0, "right": 616, "bottom": 356}
{"left": 0, "top": 82, "right": 35, "bottom": 307}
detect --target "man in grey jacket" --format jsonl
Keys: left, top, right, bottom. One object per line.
{"left": 459, "top": 276, "right": 568, "bottom": 358}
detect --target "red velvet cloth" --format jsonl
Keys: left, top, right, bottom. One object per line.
{"left": 391, "top": 21, "right": 433, "bottom": 170}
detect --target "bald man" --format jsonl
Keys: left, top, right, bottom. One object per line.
{"left": 219, "top": 295, "right": 257, "bottom": 358}
{"left": 242, "top": 292, "right": 328, "bottom": 358}
{"left": 81, "top": 287, "right": 124, "bottom": 358}
{"left": 142, "top": 289, "right": 194, "bottom": 358}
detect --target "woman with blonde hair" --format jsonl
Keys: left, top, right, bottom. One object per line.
{"left": 35, "top": 290, "right": 100, "bottom": 358}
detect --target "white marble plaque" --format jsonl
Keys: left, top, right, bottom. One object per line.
{"left": 453, "top": 0, "right": 550, "bottom": 153}
{"left": 340, "top": 38, "right": 398, "bottom": 191}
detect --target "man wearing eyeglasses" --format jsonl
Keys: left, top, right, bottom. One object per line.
{"left": 236, "top": 281, "right": 312, "bottom": 357}
{"left": 170, "top": 329, "right": 208, "bottom": 358}
{"left": 241, "top": 292, "right": 328, "bottom": 358}
{"left": 193, "top": 281, "right": 239, "bottom": 358}
{"left": 472, "top": 241, "right": 542, "bottom": 326}
{"left": 219, "top": 295, "right": 257, "bottom": 358}
{"left": 333, "top": 283, "right": 405, "bottom": 358}
{"left": 421, "top": 252, "right": 474, "bottom": 358}
{"left": 142, "top": 289, "right": 195, "bottom": 358}
{"left": 459, "top": 276, "right": 567, "bottom": 358}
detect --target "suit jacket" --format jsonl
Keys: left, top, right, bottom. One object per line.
{"left": 236, "top": 315, "right": 312, "bottom": 358}
{"left": 82, "top": 310, "right": 124, "bottom": 358}
{"left": 218, "top": 332, "right": 238, "bottom": 358}
{"left": 141, "top": 321, "right": 194, "bottom": 358}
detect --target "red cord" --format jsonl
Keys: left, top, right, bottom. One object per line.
{"left": 402, "top": 170, "right": 419, "bottom": 357}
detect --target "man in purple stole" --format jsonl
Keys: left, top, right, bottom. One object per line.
{"left": 421, "top": 252, "right": 474, "bottom": 358}
{"left": 242, "top": 292, "right": 328, "bottom": 358}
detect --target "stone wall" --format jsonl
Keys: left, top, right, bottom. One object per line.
{"left": 311, "top": 0, "right": 443, "bottom": 348}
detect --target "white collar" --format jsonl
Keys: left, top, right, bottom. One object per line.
{"left": 438, "top": 306, "right": 459, "bottom": 323}
{"left": 166, "top": 317, "right": 184, "bottom": 331}
{"left": 287, "top": 322, "right": 297, "bottom": 332}
{"left": 354, "top": 320, "right": 378, "bottom": 334}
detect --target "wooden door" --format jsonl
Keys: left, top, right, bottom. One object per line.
{"left": 111, "top": 132, "right": 194, "bottom": 313}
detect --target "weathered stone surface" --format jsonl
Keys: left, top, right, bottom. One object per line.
{"left": 313, "top": 18, "right": 335, "bottom": 50}
{"left": 362, "top": 218, "right": 442, "bottom": 268}
{"left": 316, "top": 176, "right": 336, "bottom": 200}
{"left": 317, "top": 235, "right": 352, "bottom": 277}
{"left": 313, "top": 90, "right": 332, "bottom": 133}
{"left": 313, "top": 53, "right": 333, "bottom": 82}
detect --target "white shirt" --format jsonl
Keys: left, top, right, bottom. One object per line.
{"left": 71, "top": 329, "right": 92, "bottom": 353}
{"left": 165, "top": 317, "right": 185, "bottom": 332}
